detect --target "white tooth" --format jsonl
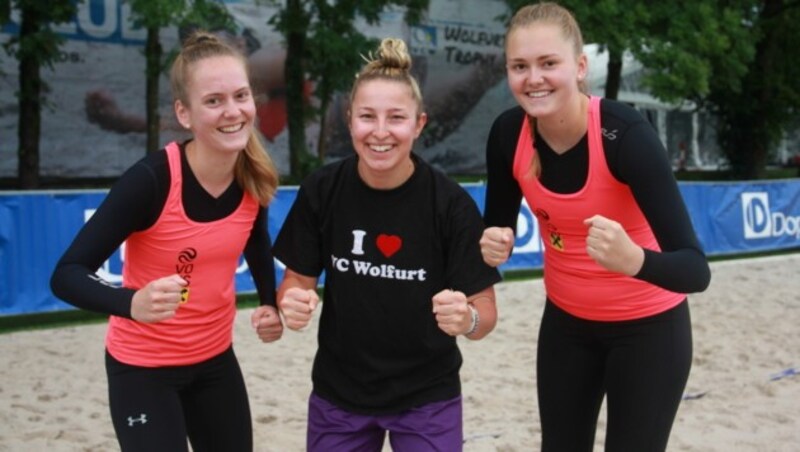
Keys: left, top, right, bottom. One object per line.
{"left": 220, "top": 124, "right": 243, "bottom": 133}
{"left": 371, "top": 145, "right": 392, "bottom": 152}
{"left": 528, "top": 91, "right": 548, "bottom": 98}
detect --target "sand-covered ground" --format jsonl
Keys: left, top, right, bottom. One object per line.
{"left": 1, "top": 254, "right": 798, "bottom": 451}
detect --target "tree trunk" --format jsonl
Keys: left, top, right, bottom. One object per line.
{"left": 604, "top": 46, "right": 622, "bottom": 100}
{"left": 724, "top": 0, "right": 782, "bottom": 179}
{"left": 285, "top": 0, "right": 309, "bottom": 180}
{"left": 17, "top": 5, "right": 42, "bottom": 189}
{"left": 145, "top": 26, "right": 162, "bottom": 154}
{"left": 317, "top": 96, "right": 330, "bottom": 162}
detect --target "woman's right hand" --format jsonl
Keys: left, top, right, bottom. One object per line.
{"left": 130, "top": 274, "right": 187, "bottom": 323}
{"left": 278, "top": 287, "right": 319, "bottom": 331}
{"left": 480, "top": 226, "right": 515, "bottom": 267}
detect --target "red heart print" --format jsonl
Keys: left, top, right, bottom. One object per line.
{"left": 376, "top": 234, "right": 402, "bottom": 258}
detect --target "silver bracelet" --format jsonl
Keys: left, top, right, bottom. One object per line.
{"left": 465, "top": 304, "right": 479, "bottom": 336}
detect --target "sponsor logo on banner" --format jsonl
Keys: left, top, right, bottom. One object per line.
{"left": 3, "top": 1, "right": 147, "bottom": 44}
{"left": 514, "top": 199, "right": 543, "bottom": 253}
{"left": 410, "top": 25, "right": 437, "bottom": 55}
{"left": 85, "top": 209, "right": 124, "bottom": 284}
{"left": 741, "top": 192, "right": 800, "bottom": 240}
{"left": 741, "top": 192, "right": 771, "bottom": 239}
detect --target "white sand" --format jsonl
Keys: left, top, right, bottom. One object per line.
{"left": 1, "top": 254, "right": 798, "bottom": 451}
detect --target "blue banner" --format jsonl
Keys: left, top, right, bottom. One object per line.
{"left": 1, "top": 179, "right": 798, "bottom": 316}
{"left": 679, "top": 180, "right": 800, "bottom": 256}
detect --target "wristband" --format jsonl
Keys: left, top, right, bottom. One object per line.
{"left": 465, "top": 304, "right": 479, "bottom": 336}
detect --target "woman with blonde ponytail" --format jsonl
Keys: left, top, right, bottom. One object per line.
{"left": 51, "top": 30, "right": 282, "bottom": 451}
{"left": 272, "top": 37, "right": 501, "bottom": 451}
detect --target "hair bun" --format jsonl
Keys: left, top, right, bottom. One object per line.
{"left": 183, "top": 30, "right": 221, "bottom": 48}
{"left": 360, "top": 37, "right": 412, "bottom": 77}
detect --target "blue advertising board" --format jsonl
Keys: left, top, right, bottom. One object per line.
{"left": 1, "top": 180, "right": 799, "bottom": 316}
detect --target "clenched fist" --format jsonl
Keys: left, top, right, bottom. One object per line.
{"left": 251, "top": 305, "right": 284, "bottom": 342}
{"left": 130, "top": 274, "right": 187, "bottom": 323}
{"left": 277, "top": 287, "right": 319, "bottom": 330}
{"left": 432, "top": 289, "right": 472, "bottom": 336}
{"left": 584, "top": 214, "right": 644, "bottom": 276}
{"left": 480, "top": 226, "right": 514, "bottom": 267}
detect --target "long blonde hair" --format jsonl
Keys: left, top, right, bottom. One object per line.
{"left": 170, "top": 31, "right": 278, "bottom": 206}
{"left": 507, "top": 2, "right": 587, "bottom": 178}
{"left": 349, "top": 38, "right": 425, "bottom": 118}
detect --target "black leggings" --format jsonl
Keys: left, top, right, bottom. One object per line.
{"left": 106, "top": 346, "right": 252, "bottom": 452}
{"left": 537, "top": 299, "right": 692, "bottom": 452}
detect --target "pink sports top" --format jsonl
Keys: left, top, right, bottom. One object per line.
{"left": 512, "top": 96, "right": 684, "bottom": 321}
{"left": 106, "top": 142, "right": 258, "bottom": 366}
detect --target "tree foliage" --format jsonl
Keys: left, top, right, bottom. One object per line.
{"left": 2, "top": 0, "right": 79, "bottom": 188}
{"left": 126, "top": 0, "right": 236, "bottom": 154}
{"left": 707, "top": 0, "right": 800, "bottom": 178}
{"left": 270, "top": 0, "right": 429, "bottom": 180}
{"left": 127, "top": 0, "right": 183, "bottom": 154}
{"left": 562, "top": 0, "right": 650, "bottom": 100}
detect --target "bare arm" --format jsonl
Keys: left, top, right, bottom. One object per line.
{"left": 464, "top": 286, "right": 497, "bottom": 341}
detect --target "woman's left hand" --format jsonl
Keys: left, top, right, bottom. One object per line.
{"left": 251, "top": 305, "right": 284, "bottom": 343}
{"left": 584, "top": 214, "right": 644, "bottom": 276}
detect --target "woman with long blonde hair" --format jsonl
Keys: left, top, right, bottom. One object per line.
{"left": 51, "top": 31, "right": 282, "bottom": 451}
{"left": 480, "top": 3, "right": 711, "bottom": 450}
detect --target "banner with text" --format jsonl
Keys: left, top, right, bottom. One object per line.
{"left": 1, "top": 179, "right": 798, "bottom": 315}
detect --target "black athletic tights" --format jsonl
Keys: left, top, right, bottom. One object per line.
{"left": 537, "top": 299, "right": 692, "bottom": 452}
{"left": 106, "top": 346, "right": 253, "bottom": 452}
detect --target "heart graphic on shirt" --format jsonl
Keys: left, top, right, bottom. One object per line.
{"left": 376, "top": 234, "right": 402, "bottom": 258}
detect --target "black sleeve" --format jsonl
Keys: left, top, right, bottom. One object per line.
{"left": 444, "top": 185, "right": 503, "bottom": 295}
{"left": 272, "top": 184, "right": 323, "bottom": 278}
{"left": 483, "top": 107, "right": 525, "bottom": 231}
{"left": 49, "top": 156, "right": 167, "bottom": 318}
{"left": 243, "top": 207, "right": 277, "bottom": 307}
{"left": 612, "top": 119, "right": 711, "bottom": 293}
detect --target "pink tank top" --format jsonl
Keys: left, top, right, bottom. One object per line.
{"left": 512, "top": 96, "right": 684, "bottom": 321}
{"left": 106, "top": 142, "right": 259, "bottom": 366}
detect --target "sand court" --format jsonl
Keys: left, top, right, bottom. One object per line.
{"left": 0, "top": 253, "right": 798, "bottom": 451}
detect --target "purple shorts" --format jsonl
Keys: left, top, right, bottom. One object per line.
{"left": 307, "top": 392, "right": 463, "bottom": 452}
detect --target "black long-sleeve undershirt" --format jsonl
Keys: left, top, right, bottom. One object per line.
{"left": 484, "top": 99, "right": 710, "bottom": 294}
{"left": 50, "top": 143, "right": 276, "bottom": 318}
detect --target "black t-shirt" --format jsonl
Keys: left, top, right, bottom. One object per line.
{"left": 273, "top": 154, "right": 501, "bottom": 414}
{"left": 50, "top": 142, "right": 276, "bottom": 318}
{"left": 484, "top": 98, "right": 710, "bottom": 294}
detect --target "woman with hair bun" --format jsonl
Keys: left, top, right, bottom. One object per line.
{"left": 272, "top": 37, "right": 501, "bottom": 451}
{"left": 51, "top": 30, "right": 283, "bottom": 451}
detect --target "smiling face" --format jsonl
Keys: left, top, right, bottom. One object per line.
{"left": 174, "top": 54, "right": 255, "bottom": 156}
{"left": 348, "top": 78, "right": 427, "bottom": 189}
{"left": 505, "top": 23, "right": 587, "bottom": 120}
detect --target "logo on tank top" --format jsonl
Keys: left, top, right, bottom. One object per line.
{"left": 601, "top": 127, "right": 618, "bottom": 141}
{"left": 534, "top": 208, "right": 564, "bottom": 251}
{"left": 329, "top": 229, "right": 428, "bottom": 281}
{"left": 175, "top": 247, "right": 197, "bottom": 302}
